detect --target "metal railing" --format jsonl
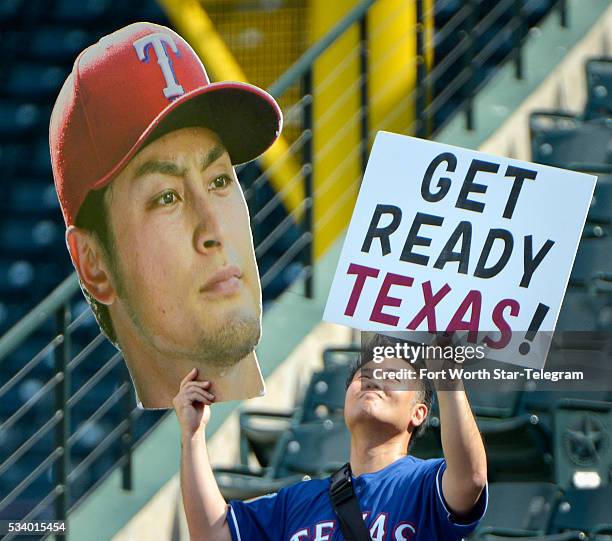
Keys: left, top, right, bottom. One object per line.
{"left": 0, "top": 0, "right": 571, "bottom": 538}
{"left": 0, "top": 287, "right": 153, "bottom": 540}
{"left": 242, "top": 0, "right": 375, "bottom": 299}
{"left": 410, "top": 0, "right": 568, "bottom": 135}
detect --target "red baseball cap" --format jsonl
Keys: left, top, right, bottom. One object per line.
{"left": 49, "top": 22, "right": 283, "bottom": 226}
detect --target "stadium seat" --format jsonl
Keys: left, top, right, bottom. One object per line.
{"left": 1, "top": 180, "right": 60, "bottom": 216}
{"left": 588, "top": 177, "right": 612, "bottom": 224}
{"left": 30, "top": 138, "right": 53, "bottom": 176}
{"left": 239, "top": 364, "right": 350, "bottom": 467}
{"left": 584, "top": 57, "right": 612, "bottom": 120}
{"left": 132, "top": 0, "right": 168, "bottom": 24}
{"left": 0, "top": 101, "right": 43, "bottom": 140}
{"left": 465, "top": 366, "right": 524, "bottom": 418}
{"left": 569, "top": 237, "right": 612, "bottom": 287}
{"left": 1, "top": 139, "right": 54, "bottom": 177}
{"left": 519, "top": 345, "right": 612, "bottom": 419}
{"left": 0, "top": 142, "right": 25, "bottom": 176}
{"left": 2, "top": 64, "right": 66, "bottom": 101}
{"left": 238, "top": 410, "right": 295, "bottom": 469}
{"left": 474, "top": 482, "right": 562, "bottom": 537}
{"left": 557, "top": 281, "right": 612, "bottom": 336}
{"left": 530, "top": 111, "right": 612, "bottom": 168}
{"left": 0, "top": 0, "right": 25, "bottom": 29}
{"left": 0, "top": 301, "right": 28, "bottom": 335}
{"left": 0, "top": 258, "right": 35, "bottom": 295}
{"left": 550, "top": 486, "right": 612, "bottom": 534}
{"left": 23, "top": 27, "right": 93, "bottom": 62}
{"left": 479, "top": 413, "right": 553, "bottom": 482}
{"left": 298, "top": 365, "right": 351, "bottom": 421}
{"left": 50, "top": 0, "right": 113, "bottom": 26}
{"left": 591, "top": 524, "right": 612, "bottom": 539}
{"left": 321, "top": 345, "right": 361, "bottom": 370}
{"left": 214, "top": 419, "right": 350, "bottom": 501}
{"left": 0, "top": 219, "right": 62, "bottom": 257}
{"left": 552, "top": 399, "right": 612, "bottom": 489}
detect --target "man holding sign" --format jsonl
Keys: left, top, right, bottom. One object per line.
{"left": 174, "top": 332, "right": 488, "bottom": 540}
{"left": 324, "top": 131, "right": 597, "bottom": 368}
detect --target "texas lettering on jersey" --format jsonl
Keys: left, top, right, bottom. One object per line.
{"left": 289, "top": 513, "right": 416, "bottom": 541}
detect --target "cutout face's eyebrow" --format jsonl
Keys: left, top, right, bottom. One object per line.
{"left": 201, "top": 144, "right": 226, "bottom": 171}
{"left": 132, "top": 144, "right": 228, "bottom": 183}
{"left": 133, "top": 160, "right": 185, "bottom": 181}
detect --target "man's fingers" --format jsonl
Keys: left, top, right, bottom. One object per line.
{"left": 180, "top": 367, "right": 198, "bottom": 388}
{"left": 179, "top": 370, "right": 213, "bottom": 392}
{"left": 183, "top": 387, "right": 215, "bottom": 405}
{"left": 175, "top": 371, "right": 215, "bottom": 411}
{"left": 183, "top": 380, "right": 212, "bottom": 392}
{"left": 174, "top": 386, "right": 212, "bottom": 405}
{"left": 186, "top": 387, "right": 215, "bottom": 402}
{"left": 175, "top": 395, "right": 211, "bottom": 411}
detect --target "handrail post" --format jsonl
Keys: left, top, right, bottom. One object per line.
{"left": 302, "top": 67, "right": 314, "bottom": 299}
{"left": 464, "top": 0, "right": 478, "bottom": 131}
{"left": 415, "top": 0, "right": 427, "bottom": 138}
{"left": 54, "top": 302, "right": 71, "bottom": 540}
{"left": 121, "top": 362, "right": 134, "bottom": 491}
{"left": 559, "top": 0, "right": 568, "bottom": 28}
{"left": 359, "top": 13, "right": 369, "bottom": 172}
{"left": 513, "top": 0, "right": 525, "bottom": 80}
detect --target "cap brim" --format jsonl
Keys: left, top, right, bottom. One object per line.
{"left": 91, "top": 82, "right": 282, "bottom": 190}
{"left": 147, "top": 82, "right": 283, "bottom": 165}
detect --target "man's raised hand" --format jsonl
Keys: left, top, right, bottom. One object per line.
{"left": 173, "top": 368, "right": 215, "bottom": 438}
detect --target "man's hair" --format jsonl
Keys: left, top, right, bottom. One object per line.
{"left": 74, "top": 184, "right": 118, "bottom": 346}
{"left": 345, "top": 334, "right": 434, "bottom": 451}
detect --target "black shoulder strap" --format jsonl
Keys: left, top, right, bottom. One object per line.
{"left": 329, "top": 463, "right": 372, "bottom": 541}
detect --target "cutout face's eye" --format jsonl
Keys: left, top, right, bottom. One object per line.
{"left": 155, "top": 190, "right": 179, "bottom": 207}
{"left": 210, "top": 174, "right": 233, "bottom": 191}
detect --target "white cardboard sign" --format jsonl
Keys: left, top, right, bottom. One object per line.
{"left": 323, "top": 131, "right": 597, "bottom": 368}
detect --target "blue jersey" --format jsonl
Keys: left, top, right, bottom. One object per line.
{"left": 227, "top": 455, "right": 488, "bottom": 541}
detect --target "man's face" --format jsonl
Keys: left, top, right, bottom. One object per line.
{"left": 344, "top": 357, "right": 424, "bottom": 434}
{"left": 102, "top": 127, "right": 261, "bottom": 367}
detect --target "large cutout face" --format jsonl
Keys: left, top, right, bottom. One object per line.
{"left": 74, "top": 127, "right": 265, "bottom": 408}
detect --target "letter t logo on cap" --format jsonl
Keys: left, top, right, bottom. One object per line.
{"left": 133, "top": 33, "right": 185, "bottom": 99}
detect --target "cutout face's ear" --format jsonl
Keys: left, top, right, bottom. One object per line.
{"left": 66, "top": 225, "right": 117, "bottom": 305}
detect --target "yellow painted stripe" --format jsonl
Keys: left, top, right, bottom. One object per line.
{"left": 309, "top": 0, "right": 434, "bottom": 259}
{"left": 157, "top": 0, "right": 305, "bottom": 219}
